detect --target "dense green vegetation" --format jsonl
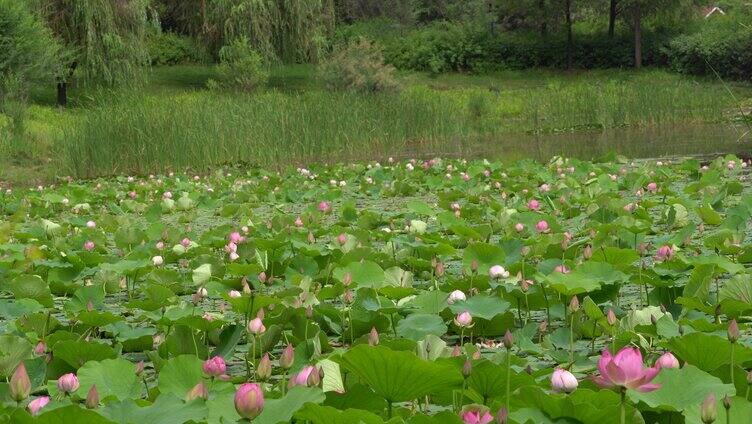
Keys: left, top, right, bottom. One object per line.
{"left": 1, "top": 156, "right": 751, "bottom": 423}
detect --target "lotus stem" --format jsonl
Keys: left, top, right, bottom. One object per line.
{"left": 505, "top": 348, "right": 511, "bottom": 412}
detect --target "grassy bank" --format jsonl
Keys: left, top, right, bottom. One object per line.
{"left": 3, "top": 66, "right": 752, "bottom": 181}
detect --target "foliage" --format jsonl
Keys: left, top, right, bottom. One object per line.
{"left": 0, "top": 154, "right": 751, "bottom": 421}
{"left": 147, "top": 31, "right": 211, "bottom": 66}
{"left": 319, "top": 38, "right": 398, "bottom": 92}
{"left": 211, "top": 37, "right": 269, "bottom": 91}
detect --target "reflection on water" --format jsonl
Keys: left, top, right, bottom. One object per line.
{"left": 393, "top": 124, "right": 752, "bottom": 162}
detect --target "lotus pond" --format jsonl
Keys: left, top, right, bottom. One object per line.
{"left": 0, "top": 155, "right": 751, "bottom": 423}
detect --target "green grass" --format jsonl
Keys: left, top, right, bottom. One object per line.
{"left": 4, "top": 65, "right": 752, "bottom": 182}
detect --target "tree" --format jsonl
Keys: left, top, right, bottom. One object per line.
{"left": 621, "top": 0, "right": 695, "bottom": 68}
{"left": 0, "top": 0, "right": 60, "bottom": 132}
{"left": 608, "top": 0, "right": 618, "bottom": 37}
{"left": 34, "top": 0, "right": 151, "bottom": 106}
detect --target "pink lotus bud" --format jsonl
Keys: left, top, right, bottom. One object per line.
{"left": 503, "top": 330, "right": 514, "bottom": 349}
{"left": 248, "top": 317, "right": 266, "bottom": 335}
{"left": 196, "top": 287, "right": 208, "bottom": 299}
{"left": 152, "top": 256, "right": 163, "bottom": 266}
{"left": 607, "top": 309, "right": 618, "bottom": 326}
{"left": 258, "top": 272, "right": 267, "bottom": 283}
{"left": 540, "top": 184, "right": 550, "bottom": 193}
{"left": 229, "top": 232, "right": 243, "bottom": 244}
{"left": 290, "top": 366, "right": 318, "bottom": 388}
{"left": 489, "top": 265, "right": 509, "bottom": 279}
{"left": 460, "top": 406, "right": 494, "bottom": 424}
{"left": 583, "top": 245, "right": 592, "bottom": 259}
{"left": 85, "top": 385, "right": 100, "bottom": 408}
{"left": 229, "top": 252, "right": 239, "bottom": 261}
{"left": 462, "top": 360, "right": 472, "bottom": 378}
{"left": 451, "top": 346, "right": 462, "bottom": 357}
{"left": 318, "top": 201, "right": 331, "bottom": 213}
{"left": 280, "top": 344, "right": 295, "bottom": 369}
{"left": 203, "top": 356, "right": 226, "bottom": 377}
{"left": 57, "top": 373, "right": 79, "bottom": 394}
{"left": 655, "top": 352, "right": 680, "bottom": 369}
{"left": 454, "top": 311, "right": 473, "bottom": 328}
{"left": 34, "top": 341, "right": 46, "bottom": 356}
{"left": 701, "top": 393, "right": 717, "bottom": 423}
{"left": 294, "top": 217, "right": 304, "bottom": 227}
{"left": 28, "top": 396, "right": 50, "bottom": 416}
{"left": 337, "top": 233, "right": 347, "bottom": 245}
{"left": 368, "top": 327, "right": 380, "bottom": 346}
{"left": 86, "top": 221, "right": 96, "bottom": 229}
{"left": 535, "top": 220, "right": 549, "bottom": 233}
{"left": 447, "top": 290, "right": 467, "bottom": 304}
{"left": 163, "top": 191, "right": 173, "bottom": 199}
{"left": 135, "top": 360, "right": 145, "bottom": 376}
{"left": 554, "top": 265, "right": 570, "bottom": 274}
{"left": 647, "top": 182, "right": 658, "bottom": 192}
{"left": 156, "top": 241, "right": 165, "bottom": 250}
{"left": 569, "top": 296, "right": 580, "bottom": 312}
{"left": 515, "top": 223, "right": 524, "bottom": 232}
{"left": 435, "top": 261, "right": 445, "bottom": 277}
{"left": 728, "top": 319, "right": 739, "bottom": 343}
{"left": 184, "top": 381, "right": 208, "bottom": 402}
{"left": 496, "top": 407, "right": 508, "bottom": 424}
{"left": 10, "top": 363, "right": 31, "bottom": 401}
{"left": 128, "top": 191, "right": 137, "bottom": 199}
{"left": 229, "top": 290, "right": 241, "bottom": 298}
{"left": 225, "top": 242, "right": 238, "bottom": 253}
{"left": 84, "top": 241, "right": 95, "bottom": 251}
{"left": 551, "top": 368, "right": 578, "bottom": 393}
{"left": 256, "top": 353, "right": 272, "bottom": 381}
{"left": 181, "top": 238, "right": 191, "bottom": 248}
{"left": 527, "top": 199, "right": 540, "bottom": 211}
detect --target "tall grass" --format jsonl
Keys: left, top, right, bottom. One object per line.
{"left": 61, "top": 71, "right": 742, "bottom": 178}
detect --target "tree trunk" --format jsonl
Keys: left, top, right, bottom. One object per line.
{"left": 57, "top": 82, "right": 67, "bottom": 107}
{"left": 608, "top": 0, "right": 617, "bottom": 37}
{"left": 565, "top": 0, "right": 573, "bottom": 69}
{"left": 633, "top": 4, "right": 642, "bottom": 69}
{"left": 539, "top": 0, "right": 547, "bottom": 36}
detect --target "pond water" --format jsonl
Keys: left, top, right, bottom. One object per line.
{"left": 386, "top": 123, "right": 752, "bottom": 162}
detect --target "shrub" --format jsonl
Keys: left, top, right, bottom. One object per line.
{"left": 319, "top": 38, "right": 399, "bottom": 92}
{"left": 147, "top": 31, "right": 211, "bottom": 66}
{"left": 665, "top": 15, "right": 752, "bottom": 80}
{"left": 211, "top": 37, "right": 269, "bottom": 91}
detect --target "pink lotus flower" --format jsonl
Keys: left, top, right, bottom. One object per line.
{"left": 489, "top": 265, "right": 509, "bottom": 279}
{"left": 337, "top": 233, "right": 347, "bottom": 245}
{"left": 203, "top": 356, "right": 226, "bottom": 377}
{"left": 515, "top": 223, "right": 524, "bottom": 232}
{"left": 454, "top": 311, "right": 473, "bottom": 327}
{"left": 34, "top": 341, "right": 46, "bottom": 356}
{"left": 57, "top": 373, "right": 79, "bottom": 394}
{"left": 536, "top": 220, "right": 550, "bottom": 233}
{"left": 86, "top": 220, "right": 96, "bottom": 229}
{"left": 528, "top": 199, "right": 540, "bottom": 211}
{"left": 655, "top": 352, "right": 680, "bottom": 369}
{"left": 28, "top": 396, "right": 50, "bottom": 416}
{"left": 181, "top": 238, "right": 192, "bottom": 248}
{"left": 318, "top": 201, "right": 331, "bottom": 213}
{"left": 229, "top": 232, "right": 244, "bottom": 244}
{"left": 593, "top": 347, "right": 661, "bottom": 392}
{"left": 234, "top": 383, "right": 264, "bottom": 419}
{"left": 551, "top": 368, "right": 578, "bottom": 393}
{"left": 647, "top": 182, "right": 658, "bottom": 192}
{"left": 447, "top": 290, "right": 467, "bottom": 304}
{"left": 229, "top": 290, "right": 242, "bottom": 298}
{"left": 554, "top": 265, "right": 570, "bottom": 274}
{"left": 295, "top": 217, "right": 304, "bottom": 227}
{"left": 655, "top": 245, "right": 674, "bottom": 262}
{"left": 248, "top": 317, "right": 266, "bottom": 335}
{"left": 461, "top": 408, "right": 494, "bottom": 424}
{"left": 84, "top": 241, "right": 95, "bottom": 251}
{"left": 289, "top": 366, "right": 319, "bottom": 388}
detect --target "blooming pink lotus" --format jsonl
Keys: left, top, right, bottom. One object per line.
{"left": 461, "top": 408, "right": 494, "bottom": 424}
{"left": 655, "top": 245, "right": 674, "bottom": 262}
{"left": 318, "top": 201, "right": 331, "bottom": 213}
{"left": 203, "top": 356, "right": 226, "bottom": 377}
{"left": 593, "top": 347, "right": 661, "bottom": 392}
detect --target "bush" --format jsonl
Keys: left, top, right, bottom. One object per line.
{"left": 211, "top": 37, "right": 269, "bottom": 91}
{"left": 147, "top": 31, "right": 211, "bottom": 66}
{"left": 319, "top": 38, "right": 399, "bottom": 92}
{"left": 665, "top": 15, "right": 752, "bottom": 80}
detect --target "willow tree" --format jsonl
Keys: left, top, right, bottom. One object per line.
{"left": 35, "top": 0, "right": 151, "bottom": 106}
{"left": 620, "top": 0, "right": 695, "bottom": 68}
{"left": 208, "top": 0, "right": 335, "bottom": 63}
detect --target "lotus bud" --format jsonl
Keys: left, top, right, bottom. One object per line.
{"left": 503, "top": 330, "right": 514, "bottom": 350}
{"left": 701, "top": 393, "right": 717, "bottom": 423}
{"left": 435, "top": 261, "right": 445, "bottom": 277}
{"left": 489, "top": 265, "right": 509, "bottom": 279}
{"left": 248, "top": 317, "right": 266, "bottom": 335}
{"left": 57, "top": 373, "right": 79, "bottom": 394}
{"left": 152, "top": 255, "right": 164, "bottom": 266}
{"left": 256, "top": 353, "right": 272, "bottom": 381}
{"left": 583, "top": 245, "right": 592, "bottom": 259}
{"left": 650, "top": 315, "right": 658, "bottom": 325}
{"left": 470, "top": 260, "right": 479, "bottom": 273}
{"left": 280, "top": 344, "right": 294, "bottom": 369}
{"left": 454, "top": 311, "right": 473, "bottom": 328}
{"left": 342, "top": 273, "right": 352, "bottom": 287}
{"left": 515, "top": 223, "right": 524, "bottom": 232}
{"left": 9, "top": 363, "right": 31, "bottom": 401}
{"left": 234, "top": 383, "right": 264, "bottom": 419}
{"left": 728, "top": 319, "right": 739, "bottom": 343}
{"left": 723, "top": 395, "right": 731, "bottom": 411}
{"left": 496, "top": 407, "right": 508, "bottom": 424}
{"left": 229, "top": 290, "right": 241, "bottom": 298}
{"left": 135, "top": 360, "right": 145, "bottom": 376}
{"left": 568, "top": 296, "right": 580, "bottom": 313}
{"left": 451, "top": 346, "right": 462, "bottom": 357}
{"left": 28, "top": 396, "right": 50, "bottom": 416}
{"left": 337, "top": 233, "right": 347, "bottom": 245}
{"left": 462, "top": 360, "right": 472, "bottom": 378}
{"left": 86, "top": 385, "right": 100, "bottom": 408}
{"left": 448, "top": 290, "right": 467, "bottom": 304}
{"left": 343, "top": 290, "right": 354, "bottom": 304}
{"left": 472, "top": 350, "right": 481, "bottom": 360}
{"left": 550, "top": 368, "right": 578, "bottom": 393}
{"left": 203, "top": 356, "right": 226, "bottom": 377}
{"left": 655, "top": 352, "right": 680, "bottom": 369}
{"left": 34, "top": 341, "right": 46, "bottom": 356}
{"left": 539, "top": 320, "right": 548, "bottom": 333}
{"left": 368, "top": 327, "right": 379, "bottom": 346}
